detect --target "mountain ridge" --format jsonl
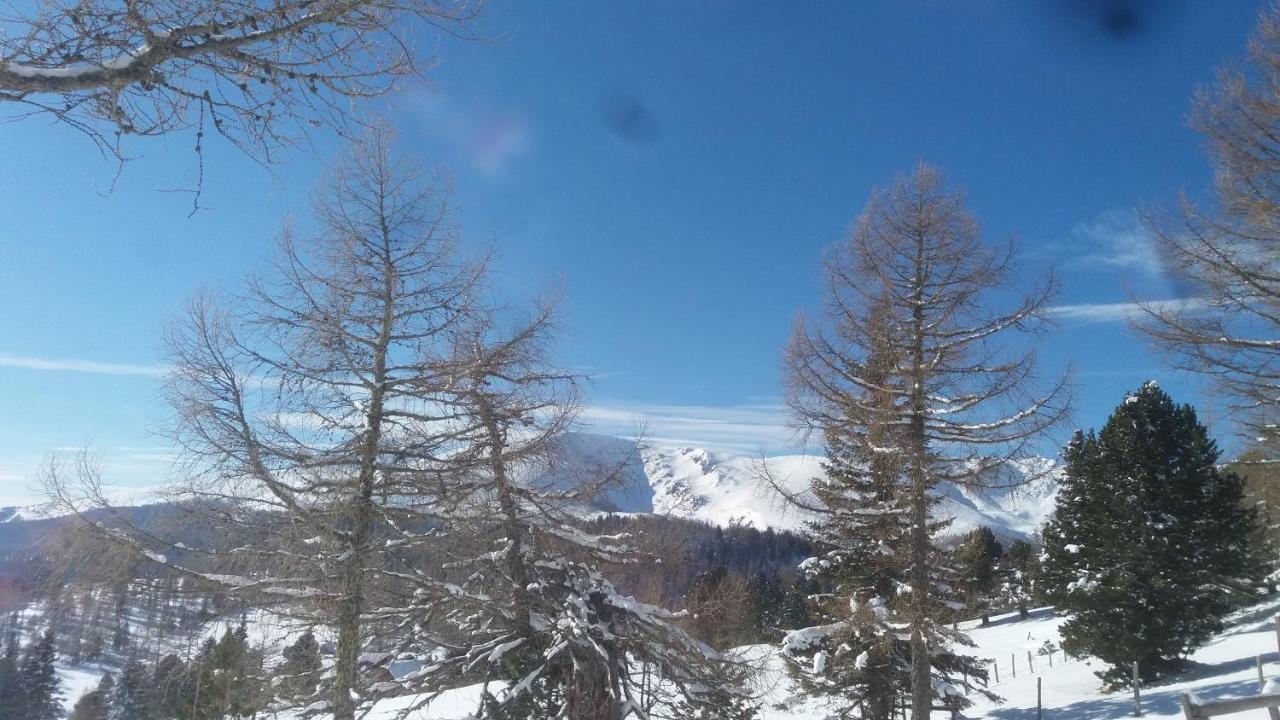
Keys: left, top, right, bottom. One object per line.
{"left": 0, "top": 433, "right": 1062, "bottom": 544}
{"left": 553, "top": 432, "right": 1061, "bottom": 542}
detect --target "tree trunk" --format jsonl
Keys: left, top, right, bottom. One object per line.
{"left": 332, "top": 489, "right": 374, "bottom": 720}
{"left": 909, "top": 232, "right": 932, "bottom": 720}
{"left": 476, "top": 392, "right": 531, "bottom": 628}
{"left": 332, "top": 247, "right": 395, "bottom": 720}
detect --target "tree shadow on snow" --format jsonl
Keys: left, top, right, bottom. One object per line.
{"left": 971, "top": 607, "right": 1057, "bottom": 630}
{"left": 1217, "top": 593, "right": 1280, "bottom": 637}
{"left": 985, "top": 677, "right": 1260, "bottom": 719}
{"left": 1176, "top": 654, "right": 1279, "bottom": 682}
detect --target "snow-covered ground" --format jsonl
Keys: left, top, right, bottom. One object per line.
{"left": 255, "top": 594, "right": 1280, "bottom": 720}
{"left": 757, "top": 596, "right": 1280, "bottom": 719}
{"left": 958, "top": 598, "right": 1280, "bottom": 720}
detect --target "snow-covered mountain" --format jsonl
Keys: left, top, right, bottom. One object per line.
{"left": 0, "top": 433, "right": 1061, "bottom": 544}
{"left": 551, "top": 432, "right": 1061, "bottom": 541}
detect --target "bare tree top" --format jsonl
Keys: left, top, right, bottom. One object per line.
{"left": 1136, "top": 6, "right": 1280, "bottom": 456}
{"left": 788, "top": 162, "right": 1070, "bottom": 482}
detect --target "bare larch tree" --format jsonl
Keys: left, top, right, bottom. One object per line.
{"left": 785, "top": 162, "right": 1068, "bottom": 720}
{"left": 0, "top": 0, "right": 478, "bottom": 166}
{"left": 1136, "top": 6, "right": 1280, "bottom": 458}
{"left": 47, "top": 125, "right": 486, "bottom": 720}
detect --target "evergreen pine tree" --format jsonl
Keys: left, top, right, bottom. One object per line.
{"left": 279, "top": 630, "right": 322, "bottom": 699}
{"left": 745, "top": 570, "right": 785, "bottom": 640}
{"left": 997, "top": 540, "right": 1039, "bottom": 620}
{"left": 84, "top": 632, "right": 104, "bottom": 664}
{"left": 149, "top": 655, "right": 190, "bottom": 720}
{"left": 1042, "top": 382, "right": 1266, "bottom": 685}
{"left": 783, "top": 377, "right": 916, "bottom": 720}
{"left": 21, "top": 630, "right": 62, "bottom": 720}
{"left": 66, "top": 631, "right": 84, "bottom": 666}
{"left": 111, "top": 586, "right": 131, "bottom": 655}
{"left": 0, "top": 634, "right": 23, "bottom": 720}
{"left": 777, "top": 576, "right": 813, "bottom": 631}
{"left": 955, "top": 527, "right": 1003, "bottom": 623}
{"left": 187, "top": 637, "right": 218, "bottom": 720}
{"left": 200, "top": 624, "right": 260, "bottom": 718}
{"left": 111, "top": 661, "right": 152, "bottom": 720}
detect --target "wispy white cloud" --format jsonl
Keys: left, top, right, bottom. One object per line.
{"left": 1067, "top": 210, "right": 1166, "bottom": 278}
{"left": 0, "top": 352, "right": 165, "bottom": 377}
{"left": 1049, "top": 298, "right": 1204, "bottom": 324}
{"left": 580, "top": 401, "right": 800, "bottom": 454}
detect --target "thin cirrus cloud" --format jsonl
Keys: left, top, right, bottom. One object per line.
{"left": 1067, "top": 209, "right": 1167, "bottom": 278}
{"left": 0, "top": 352, "right": 166, "bottom": 377}
{"left": 1048, "top": 298, "right": 1205, "bottom": 325}
{"left": 0, "top": 349, "right": 803, "bottom": 464}
{"left": 579, "top": 401, "right": 800, "bottom": 454}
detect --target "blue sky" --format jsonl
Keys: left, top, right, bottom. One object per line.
{"left": 0, "top": 1, "right": 1266, "bottom": 500}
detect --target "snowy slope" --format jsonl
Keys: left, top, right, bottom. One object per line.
{"left": 555, "top": 433, "right": 1061, "bottom": 541}
{"left": 262, "top": 595, "right": 1280, "bottom": 720}
{"left": 757, "top": 597, "right": 1280, "bottom": 720}
{"left": 310, "top": 595, "right": 1280, "bottom": 720}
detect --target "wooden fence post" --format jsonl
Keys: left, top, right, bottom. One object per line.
{"left": 993, "top": 659, "right": 999, "bottom": 684}
{"left": 1012, "top": 653, "right": 1016, "bottom": 678}
{"left": 1028, "top": 650, "right": 1035, "bottom": 674}
{"left": 1049, "top": 649, "right": 1054, "bottom": 667}
{"left": 1274, "top": 615, "right": 1280, "bottom": 657}
{"left": 1037, "top": 676, "right": 1043, "bottom": 720}
{"left": 1180, "top": 692, "right": 1197, "bottom": 720}
{"left": 1133, "top": 661, "right": 1142, "bottom": 717}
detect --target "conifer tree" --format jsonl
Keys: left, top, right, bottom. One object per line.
{"left": 1042, "top": 383, "right": 1265, "bottom": 685}
{"left": 997, "top": 540, "right": 1039, "bottom": 620}
{"left": 777, "top": 577, "right": 813, "bottom": 631}
{"left": 111, "top": 585, "right": 131, "bottom": 656}
{"left": 0, "top": 635, "right": 22, "bottom": 720}
{"left": 745, "top": 571, "right": 786, "bottom": 639}
{"left": 279, "top": 630, "right": 322, "bottom": 700}
{"left": 148, "top": 657, "right": 189, "bottom": 720}
{"left": 199, "top": 624, "right": 261, "bottom": 718}
{"left": 111, "top": 661, "right": 152, "bottom": 720}
{"left": 20, "top": 630, "right": 61, "bottom": 720}
{"left": 83, "top": 627, "right": 104, "bottom": 664}
{"left": 189, "top": 637, "right": 219, "bottom": 720}
{"left": 782, "top": 164, "right": 1065, "bottom": 719}
{"left": 45, "top": 127, "right": 489, "bottom": 720}
{"left": 955, "top": 527, "right": 1003, "bottom": 623}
